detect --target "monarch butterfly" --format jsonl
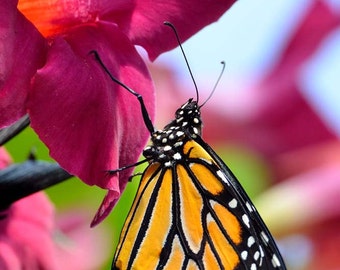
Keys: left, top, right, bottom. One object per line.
{"left": 92, "top": 22, "right": 286, "bottom": 270}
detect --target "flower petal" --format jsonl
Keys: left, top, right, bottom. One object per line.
{"left": 28, "top": 23, "right": 154, "bottom": 196}
{"left": 18, "top": 0, "right": 237, "bottom": 61}
{"left": 197, "top": 1, "right": 339, "bottom": 159}
{"left": 0, "top": 192, "right": 56, "bottom": 269}
{"left": 18, "top": 0, "right": 105, "bottom": 37}
{"left": 116, "top": 0, "right": 237, "bottom": 60}
{"left": 0, "top": 0, "right": 47, "bottom": 127}
{"left": 91, "top": 189, "right": 118, "bottom": 227}
{"left": 256, "top": 164, "right": 340, "bottom": 235}
{"left": 0, "top": 147, "right": 12, "bottom": 169}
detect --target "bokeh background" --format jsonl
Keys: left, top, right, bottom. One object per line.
{"left": 4, "top": 0, "right": 340, "bottom": 269}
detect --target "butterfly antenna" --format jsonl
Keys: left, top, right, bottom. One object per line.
{"left": 90, "top": 50, "right": 155, "bottom": 134}
{"left": 199, "top": 61, "right": 225, "bottom": 108}
{"left": 164, "top": 21, "right": 199, "bottom": 103}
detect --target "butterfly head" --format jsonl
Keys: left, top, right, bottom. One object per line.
{"left": 174, "top": 98, "right": 202, "bottom": 137}
{"left": 143, "top": 99, "right": 202, "bottom": 165}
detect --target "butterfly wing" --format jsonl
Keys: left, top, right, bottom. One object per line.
{"left": 193, "top": 136, "right": 286, "bottom": 269}
{"left": 113, "top": 137, "right": 286, "bottom": 270}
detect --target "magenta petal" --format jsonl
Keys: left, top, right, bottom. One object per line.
{"left": 0, "top": 1, "right": 46, "bottom": 127}
{"left": 28, "top": 24, "right": 154, "bottom": 197}
{"left": 117, "top": 0, "right": 236, "bottom": 60}
{"left": 91, "top": 189, "right": 119, "bottom": 227}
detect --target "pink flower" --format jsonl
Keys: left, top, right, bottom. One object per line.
{"left": 0, "top": 192, "right": 57, "bottom": 269}
{"left": 0, "top": 192, "right": 111, "bottom": 270}
{"left": 0, "top": 0, "right": 236, "bottom": 224}
{"left": 205, "top": 1, "right": 340, "bottom": 162}
{"left": 0, "top": 149, "right": 110, "bottom": 269}
{"left": 256, "top": 144, "right": 340, "bottom": 270}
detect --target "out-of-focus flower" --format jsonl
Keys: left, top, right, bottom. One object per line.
{"left": 204, "top": 0, "right": 340, "bottom": 162}
{"left": 0, "top": 148, "right": 111, "bottom": 269}
{"left": 0, "top": 192, "right": 57, "bottom": 269}
{"left": 257, "top": 143, "right": 340, "bottom": 270}
{"left": 0, "top": 193, "right": 111, "bottom": 270}
{"left": 0, "top": 0, "right": 237, "bottom": 224}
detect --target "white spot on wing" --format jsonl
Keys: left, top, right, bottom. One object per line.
{"left": 228, "top": 199, "right": 238, "bottom": 209}
{"left": 241, "top": 250, "right": 248, "bottom": 260}
{"left": 248, "top": 236, "right": 255, "bottom": 247}
{"left": 250, "top": 263, "right": 257, "bottom": 270}
{"left": 164, "top": 161, "right": 172, "bottom": 167}
{"left": 259, "top": 245, "right": 264, "bottom": 257}
{"left": 216, "top": 170, "right": 229, "bottom": 185}
{"left": 272, "top": 254, "right": 281, "bottom": 267}
{"left": 209, "top": 200, "right": 217, "bottom": 209}
{"left": 206, "top": 212, "right": 214, "bottom": 223}
{"left": 246, "top": 201, "right": 253, "bottom": 212}
{"left": 261, "top": 231, "right": 269, "bottom": 244}
{"left": 242, "top": 214, "right": 250, "bottom": 228}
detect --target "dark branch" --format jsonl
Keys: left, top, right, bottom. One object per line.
{"left": 0, "top": 115, "right": 30, "bottom": 146}
{"left": 0, "top": 160, "right": 72, "bottom": 209}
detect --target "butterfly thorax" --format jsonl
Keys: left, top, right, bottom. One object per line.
{"left": 143, "top": 99, "right": 202, "bottom": 167}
